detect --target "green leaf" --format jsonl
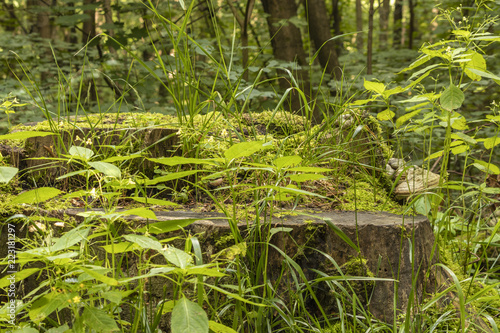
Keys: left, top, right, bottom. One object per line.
{"left": 0, "top": 131, "right": 54, "bottom": 141}
{"left": 10, "top": 187, "right": 62, "bottom": 204}
{"left": 463, "top": 51, "right": 486, "bottom": 81}
{"left": 0, "top": 166, "right": 18, "bottom": 183}
{"left": 88, "top": 161, "right": 121, "bottom": 178}
{"left": 472, "top": 160, "right": 500, "bottom": 175}
{"left": 287, "top": 173, "right": 325, "bottom": 183}
{"left": 123, "top": 234, "right": 163, "bottom": 251}
{"left": 0, "top": 268, "right": 39, "bottom": 288}
{"left": 101, "top": 241, "right": 141, "bottom": 254}
{"left": 171, "top": 297, "right": 209, "bottom": 333}
{"left": 68, "top": 145, "right": 94, "bottom": 161}
{"left": 161, "top": 246, "right": 193, "bottom": 268}
{"left": 209, "top": 321, "right": 237, "bottom": 333}
{"left": 274, "top": 155, "right": 302, "bottom": 169}
{"left": 363, "top": 79, "right": 385, "bottom": 94}
{"left": 451, "top": 145, "right": 468, "bottom": 155}
{"left": 484, "top": 136, "right": 500, "bottom": 149}
{"left": 440, "top": 84, "right": 464, "bottom": 111}
{"left": 82, "top": 307, "right": 120, "bottom": 332}
{"left": 396, "top": 110, "right": 421, "bottom": 128}
{"left": 128, "top": 196, "right": 178, "bottom": 207}
{"left": 78, "top": 265, "right": 119, "bottom": 286}
{"left": 424, "top": 150, "right": 444, "bottom": 161}
{"left": 136, "top": 218, "right": 199, "bottom": 234}
{"left": 29, "top": 292, "right": 68, "bottom": 323}
{"left": 224, "top": 141, "right": 265, "bottom": 160}
{"left": 118, "top": 207, "right": 157, "bottom": 220}
{"left": 146, "top": 170, "right": 201, "bottom": 185}
{"left": 414, "top": 195, "right": 432, "bottom": 215}
{"left": 377, "top": 109, "right": 395, "bottom": 121}
{"left": 46, "top": 325, "right": 70, "bottom": 333}
{"left": 51, "top": 226, "right": 90, "bottom": 252}
{"left": 287, "top": 166, "right": 332, "bottom": 172}
{"left": 450, "top": 116, "right": 468, "bottom": 130}
{"left": 466, "top": 68, "right": 500, "bottom": 83}
{"left": 452, "top": 132, "right": 477, "bottom": 145}
{"left": 149, "top": 156, "right": 218, "bottom": 166}
{"left": 399, "top": 54, "right": 432, "bottom": 73}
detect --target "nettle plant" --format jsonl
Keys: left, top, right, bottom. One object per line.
{"left": 357, "top": 3, "right": 500, "bottom": 272}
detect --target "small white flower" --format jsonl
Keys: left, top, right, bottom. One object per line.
{"left": 85, "top": 138, "right": 92, "bottom": 145}
{"left": 220, "top": 129, "right": 228, "bottom": 137}
{"left": 89, "top": 188, "right": 97, "bottom": 198}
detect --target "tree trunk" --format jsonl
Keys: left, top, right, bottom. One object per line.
{"left": 261, "top": 0, "right": 319, "bottom": 123}
{"left": 393, "top": 0, "right": 403, "bottom": 48}
{"left": 355, "top": 0, "right": 363, "bottom": 52}
{"left": 82, "top": 0, "right": 96, "bottom": 44}
{"left": 367, "top": 0, "right": 374, "bottom": 74}
{"left": 34, "top": 0, "right": 51, "bottom": 39}
{"left": 378, "top": 0, "right": 390, "bottom": 50}
{"left": 331, "top": 0, "right": 342, "bottom": 57}
{"left": 408, "top": 0, "right": 415, "bottom": 49}
{"left": 103, "top": 0, "right": 116, "bottom": 53}
{"left": 304, "top": 0, "right": 342, "bottom": 80}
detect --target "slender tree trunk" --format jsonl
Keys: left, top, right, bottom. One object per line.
{"left": 304, "top": 0, "right": 342, "bottom": 80}
{"left": 408, "top": 0, "right": 416, "bottom": 49}
{"left": 331, "top": 0, "right": 342, "bottom": 57}
{"left": 367, "top": 0, "right": 374, "bottom": 74}
{"left": 393, "top": 0, "right": 403, "bottom": 48}
{"left": 261, "top": 0, "right": 318, "bottom": 122}
{"left": 103, "top": 0, "right": 116, "bottom": 53}
{"left": 35, "top": 0, "right": 51, "bottom": 39}
{"left": 378, "top": 0, "right": 390, "bottom": 50}
{"left": 82, "top": 0, "right": 96, "bottom": 44}
{"left": 355, "top": 0, "right": 363, "bottom": 51}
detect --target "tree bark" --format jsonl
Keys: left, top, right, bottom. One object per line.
{"left": 367, "top": 0, "right": 374, "bottom": 74}
{"left": 103, "top": 0, "right": 116, "bottom": 53}
{"left": 261, "top": 0, "right": 319, "bottom": 122}
{"left": 304, "top": 0, "right": 342, "bottom": 80}
{"left": 408, "top": 0, "right": 416, "bottom": 49}
{"left": 378, "top": 0, "right": 390, "bottom": 50}
{"left": 331, "top": 0, "right": 342, "bottom": 57}
{"left": 355, "top": 0, "right": 363, "bottom": 52}
{"left": 393, "top": 0, "right": 403, "bottom": 48}
{"left": 82, "top": 0, "right": 96, "bottom": 44}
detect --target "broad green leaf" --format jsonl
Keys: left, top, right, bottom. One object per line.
{"left": 440, "top": 84, "right": 464, "bottom": 111}
{"left": 29, "top": 292, "right": 68, "bottom": 323}
{"left": 10, "top": 187, "right": 62, "bottom": 204}
{"left": 128, "top": 196, "right": 178, "bottom": 207}
{"left": 463, "top": 51, "right": 486, "bottom": 81}
{"left": 472, "top": 160, "right": 500, "bottom": 175}
{"left": 209, "top": 321, "right": 237, "bottom": 333}
{"left": 161, "top": 246, "right": 193, "bottom": 268}
{"left": 101, "top": 242, "right": 141, "bottom": 253}
{"left": 424, "top": 150, "right": 444, "bottom": 161}
{"left": 377, "top": 109, "right": 395, "bottom": 121}
{"left": 396, "top": 110, "right": 421, "bottom": 128}
{"left": 118, "top": 207, "right": 157, "bottom": 220}
{"left": 414, "top": 195, "right": 432, "bottom": 216}
{"left": 182, "top": 266, "right": 226, "bottom": 277}
{"left": 136, "top": 218, "right": 199, "bottom": 234}
{"left": 101, "top": 154, "right": 143, "bottom": 163}
{"left": 399, "top": 54, "right": 432, "bottom": 73}
{"left": 451, "top": 145, "right": 468, "bottom": 155}
{"left": 123, "top": 234, "right": 163, "bottom": 251}
{"left": 348, "top": 98, "right": 375, "bottom": 106}
{"left": 46, "top": 325, "right": 70, "bottom": 333}
{"left": 224, "top": 141, "right": 265, "bottom": 160}
{"left": 82, "top": 307, "right": 120, "bottom": 332}
{"left": 146, "top": 170, "right": 200, "bottom": 185}
{"left": 363, "top": 80, "right": 385, "bottom": 94}
{"left": 0, "top": 268, "right": 39, "bottom": 288}
{"left": 68, "top": 145, "right": 94, "bottom": 161}
{"left": 149, "top": 156, "right": 217, "bottom": 166}
{"left": 101, "top": 291, "right": 127, "bottom": 304}
{"left": 382, "top": 86, "right": 404, "bottom": 99}
{"left": 0, "top": 166, "right": 18, "bottom": 183}
{"left": 287, "top": 173, "right": 325, "bottom": 182}
{"left": 287, "top": 166, "right": 332, "bottom": 172}
{"left": 408, "top": 64, "right": 442, "bottom": 81}
{"left": 88, "top": 161, "right": 121, "bottom": 178}
{"left": 78, "top": 265, "right": 119, "bottom": 286}
{"left": 274, "top": 155, "right": 302, "bottom": 169}
{"left": 452, "top": 132, "right": 477, "bottom": 145}
{"left": 484, "top": 136, "right": 500, "bottom": 149}
{"left": 171, "top": 297, "right": 209, "bottom": 333}
{"left": 466, "top": 68, "right": 500, "bottom": 83}
{"left": 453, "top": 30, "right": 471, "bottom": 38}
{"left": 450, "top": 116, "right": 468, "bottom": 130}
{"left": 51, "top": 226, "right": 90, "bottom": 252}
{"left": 0, "top": 131, "right": 54, "bottom": 141}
